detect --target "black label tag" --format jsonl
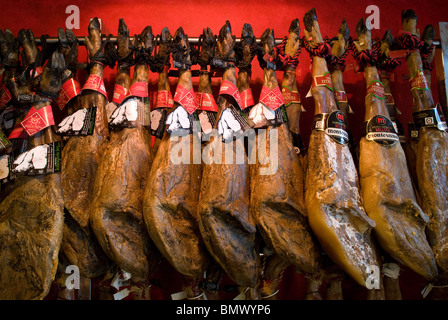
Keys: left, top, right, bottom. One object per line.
{"left": 412, "top": 106, "right": 448, "bottom": 132}
{"left": 291, "top": 132, "right": 306, "bottom": 155}
{"left": 56, "top": 107, "right": 97, "bottom": 136}
{"left": 12, "top": 141, "right": 62, "bottom": 176}
{"left": 150, "top": 108, "right": 168, "bottom": 139}
{"left": 390, "top": 118, "right": 406, "bottom": 144}
{"left": 408, "top": 122, "right": 419, "bottom": 141}
{"left": 313, "top": 111, "right": 349, "bottom": 145}
{"left": 362, "top": 115, "right": 399, "bottom": 147}
{"left": 198, "top": 110, "right": 217, "bottom": 135}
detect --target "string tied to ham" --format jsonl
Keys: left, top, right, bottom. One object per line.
{"left": 274, "top": 36, "right": 301, "bottom": 71}
{"left": 349, "top": 38, "right": 381, "bottom": 72}
{"left": 301, "top": 36, "right": 332, "bottom": 59}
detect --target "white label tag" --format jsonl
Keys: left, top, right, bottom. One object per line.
{"left": 171, "top": 291, "right": 187, "bottom": 300}
{"left": 0, "top": 154, "right": 10, "bottom": 180}
{"left": 421, "top": 283, "right": 433, "bottom": 298}
{"left": 113, "top": 288, "right": 131, "bottom": 300}
{"left": 306, "top": 86, "right": 312, "bottom": 98}
{"left": 382, "top": 262, "right": 400, "bottom": 279}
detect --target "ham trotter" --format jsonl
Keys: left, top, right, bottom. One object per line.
{"left": 354, "top": 17, "right": 437, "bottom": 282}
{"left": 399, "top": 9, "right": 448, "bottom": 274}
{"left": 143, "top": 27, "right": 209, "bottom": 300}
{"left": 302, "top": 8, "right": 381, "bottom": 288}
{"left": 197, "top": 21, "right": 261, "bottom": 295}
{"left": 90, "top": 21, "right": 161, "bottom": 296}
{"left": 249, "top": 20, "right": 321, "bottom": 300}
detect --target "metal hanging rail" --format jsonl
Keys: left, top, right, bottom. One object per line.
{"left": 31, "top": 36, "right": 442, "bottom": 48}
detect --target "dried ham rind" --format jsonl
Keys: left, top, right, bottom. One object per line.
{"left": 303, "top": 8, "right": 380, "bottom": 288}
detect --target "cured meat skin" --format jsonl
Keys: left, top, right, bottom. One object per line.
{"left": 197, "top": 21, "right": 260, "bottom": 289}
{"left": 0, "top": 50, "right": 66, "bottom": 299}
{"left": 90, "top": 22, "right": 160, "bottom": 284}
{"left": 354, "top": 17, "right": 437, "bottom": 282}
{"left": 61, "top": 18, "right": 109, "bottom": 232}
{"left": 249, "top": 22, "right": 321, "bottom": 276}
{"left": 302, "top": 9, "right": 380, "bottom": 288}
{"left": 400, "top": 10, "right": 448, "bottom": 273}
{"left": 143, "top": 27, "right": 209, "bottom": 291}
{"left": 0, "top": 174, "right": 64, "bottom": 300}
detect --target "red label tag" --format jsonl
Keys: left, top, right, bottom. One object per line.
{"left": 259, "top": 86, "right": 284, "bottom": 111}
{"left": 0, "top": 85, "right": 12, "bottom": 109}
{"left": 385, "top": 93, "right": 395, "bottom": 105}
{"left": 312, "top": 73, "right": 334, "bottom": 91}
{"left": 55, "top": 78, "right": 81, "bottom": 110}
{"left": 219, "top": 80, "right": 243, "bottom": 109}
{"left": 335, "top": 91, "right": 348, "bottom": 103}
{"left": 174, "top": 84, "right": 198, "bottom": 114}
{"left": 410, "top": 69, "right": 429, "bottom": 91}
{"left": 129, "top": 81, "right": 149, "bottom": 98}
{"left": 155, "top": 90, "right": 174, "bottom": 109}
{"left": 8, "top": 123, "right": 28, "bottom": 139}
{"left": 197, "top": 92, "right": 218, "bottom": 112}
{"left": 366, "top": 81, "right": 386, "bottom": 99}
{"left": 282, "top": 86, "right": 301, "bottom": 107}
{"left": 112, "top": 84, "right": 130, "bottom": 104}
{"left": 82, "top": 74, "right": 107, "bottom": 97}
{"left": 240, "top": 88, "right": 255, "bottom": 110}
{"left": 20, "top": 105, "right": 55, "bottom": 136}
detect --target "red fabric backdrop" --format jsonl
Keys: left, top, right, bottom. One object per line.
{"left": 2, "top": 0, "right": 447, "bottom": 300}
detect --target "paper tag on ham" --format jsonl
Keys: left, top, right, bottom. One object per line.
{"left": 382, "top": 262, "right": 400, "bottom": 279}
{"left": 219, "top": 80, "right": 243, "bottom": 110}
{"left": 57, "top": 107, "right": 97, "bottom": 136}
{"left": 109, "top": 97, "right": 150, "bottom": 128}
{"left": 259, "top": 86, "right": 284, "bottom": 111}
{"left": 12, "top": 141, "right": 62, "bottom": 176}
{"left": 281, "top": 86, "right": 302, "bottom": 108}
{"left": 174, "top": 84, "right": 199, "bottom": 114}
{"left": 312, "top": 72, "right": 333, "bottom": 91}
{"left": 410, "top": 69, "right": 429, "bottom": 91}
{"left": 412, "top": 104, "right": 448, "bottom": 132}
{"left": 0, "top": 153, "right": 15, "bottom": 184}
{"left": 366, "top": 80, "right": 386, "bottom": 99}
{"left": 0, "top": 130, "right": 11, "bottom": 151}
{"left": 19, "top": 105, "right": 55, "bottom": 137}
{"left": 197, "top": 92, "right": 218, "bottom": 112}
{"left": 385, "top": 93, "right": 395, "bottom": 105}
{"left": 129, "top": 81, "right": 149, "bottom": 98}
{"left": 240, "top": 88, "right": 255, "bottom": 110}
{"left": 150, "top": 108, "right": 168, "bottom": 139}
{"left": 55, "top": 78, "right": 81, "bottom": 110}
{"left": 155, "top": 90, "right": 174, "bottom": 109}
{"left": 198, "top": 110, "right": 216, "bottom": 135}
{"left": 362, "top": 115, "right": 399, "bottom": 147}
{"left": 0, "top": 85, "right": 12, "bottom": 109}
{"left": 112, "top": 84, "right": 130, "bottom": 105}
{"left": 82, "top": 74, "right": 107, "bottom": 98}
{"left": 313, "top": 111, "right": 349, "bottom": 145}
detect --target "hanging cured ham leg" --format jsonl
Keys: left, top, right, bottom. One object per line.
{"left": 354, "top": 17, "right": 437, "bottom": 282}
{"left": 399, "top": 9, "right": 448, "bottom": 274}
{"left": 61, "top": 17, "right": 110, "bottom": 235}
{"left": 302, "top": 8, "right": 380, "bottom": 288}
{"left": 0, "top": 50, "right": 66, "bottom": 299}
{"left": 90, "top": 22, "right": 161, "bottom": 295}
{"left": 59, "top": 19, "right": 111, "bottom": 280}
{"left": 249, "top": 20, "right": 321, "bottom": 298}
{"left": 197, "top": 21, "right": 261, "bottom": 295}
{"left": 143, "top": 27, "right": 209, "bottom": 299}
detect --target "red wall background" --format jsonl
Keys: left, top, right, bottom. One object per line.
{"left": 2, "top": 0, "right": 448, "bottom": 300}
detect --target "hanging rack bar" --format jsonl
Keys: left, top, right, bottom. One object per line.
{"left": 30, "top": 36, "right": 443, "bottom": 48}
